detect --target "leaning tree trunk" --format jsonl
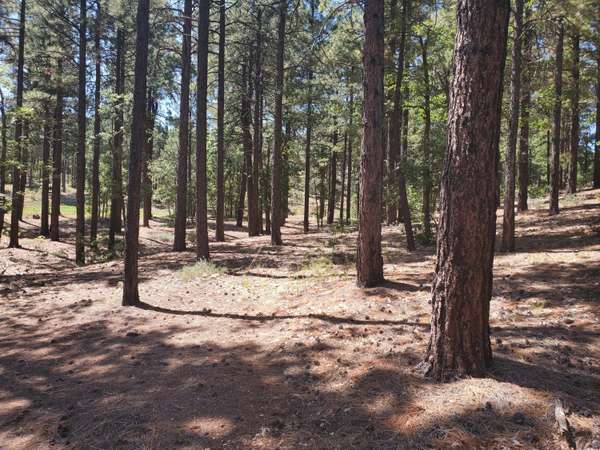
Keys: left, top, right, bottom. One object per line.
{"left": 356, "top": 0, "right": 385, "bottom": 287}
{"left": 517, "top": 7, "right": 532, "bottom": 212}
{"left": 50, "top": 58, "right": 63, "bottom": 242}
{"left": 215, "top": 0, "right": 226, "bottom": 241}
{"left": 270, "top": 0, "right": 287, "bottom": 246}
{"left": 195, "top": 0, "right": 210, "bottom": 260}
{"left": 567, "top": 32, "right": 579, "bottom": 194}
{"left": 549, "top": 20, "right": 564, "bottom": 216}
{"left": 425, "top": 0, "right": 509, "bottom": 381}
{"left": 500, "top": 0, "right": 523, "bottom": 253}
{"left": 75, "top": 0, "right": 87, "bottom": 265}
{"left": 122, "top": 0, "right": 150, "bottom": 306}
{"left": 174, "top": 0, "right": 192, "bottom": 251}
{"left": 8, "top": 0, "right": 26, "bottom": 249}
{"left": 41, "top": 106, "right": 51, "bottom": 237}
{"left": 90, "top": 2, "right": 102, "bottom": 244}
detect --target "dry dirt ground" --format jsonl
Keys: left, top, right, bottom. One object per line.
{"left": 1, "top": 189, "right": 599, "bottom": 450}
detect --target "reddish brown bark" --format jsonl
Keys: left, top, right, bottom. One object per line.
{"left": 425, "top": 0, "right": 509, "bottom": 381}
{"left": 549, "top": 20, "right": 564, "bottom": 216}
{"left": 356, "top": 0, "right": 384, "bottom": 287}
{"left": 567, "top": 32, "right": 579, "bottom": 194}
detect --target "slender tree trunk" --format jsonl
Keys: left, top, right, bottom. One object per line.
{"left": 75, "top": 0, "right": 87, "bottom": 264}
{"left": 174, "top": 0, "right": 192, "bottom": 251}
{"left": 90, "top": 2, "right": 102, "bottom": 243}
{"left": 0, "top": 86, "right": 6, "bottom": 240}
{"left": 215, "top": 0, "right": 226, "bottom": 241}
{"left": 236, "top": 158, "right": 247, "bottom": 227}
{"left": 595, "top": 55, "right": 600, "bottom": 189}
{"left": 549, "top": 20, "right": 564, "bottom": 215}
{"left": 142, "top": 91, "right": 155, "bottom": 227}
{"left": 346, "top": 83, "right": 354, "bottom": 225}
{"left": 109, "top": 28, "right": 125, "bottom": 252}
{"left": 419, "top": 35, "right": 432, "bottom": 242}
{"left": 517, "top": 8, "right": 532, "bottom": 212}
{"left": 356, "top": 0, "right": 384, "bottom": 287}
{"left": 196, "top": 0, "right": 210, "bottom": 260}
{"left": 568, "top": 32, "right": 579, "bottom": 194}
{"left": 500, "top": 0, "right": 523, "bottom": 252}
{"left": 16, "top": 120, "right": 29, "bottom": 222}
{"left": 303, "top": 2, "right": 315, "bottom": 233}
{"left": 242, "top": 62, "right": 257, "bottom": 236}
{"left": 50, "top": 58, "right": 63, "bottom": 242}
{"left": 327, "top": 131, "right": 337, "bottom": 225}
{"left": 8, "top": 0, "right": 26, "bottom": 249}
{"left": 122, "top": 0, "right": 150, "bottom": 306}
{"left": 253, "top": 9, "right": 263, "bottom": 235}
{"left": 340, "top": 131, "right": 347, "bottom": 225}
{"left": 425, "top": 0, "right": 509, "bottom": 381}
{"left": 41, "top": 106, "right": 51, "bottom": 236}
{"left": 270, "top": 0, "right": 286, "bottom": 246}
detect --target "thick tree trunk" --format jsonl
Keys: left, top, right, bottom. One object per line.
{"left": 549, "top": 21, "right": 564, "bottom": 216}
{"left": 109, "top": 28, "right": 125, "bottom": 252}
{"left": 91, "top": 2, "right": 102, "bottom": 244}
{"left": 195, "top": 0, "right": 210, "bottom": 260}
{"left": 425, "top": 0, "right": 509, "bottom": 381}
{"left": 567, "top": 32, "right": 579, "bottom": 194}
{"left": 517, "top": 8, "right": 532, "bottom": 212}
{"left": 215, "top": 0, "right": 226, "bottom": 241}
{"left": 51, "top": 59, "right": 63, "bottom": 242}
{"left": 356, "top": 0, "right": 385, "bottom": 287}
{"left": 75, "top": 0, "right": 87, "bottom": 265}
{"left": 500, "top": 0, "right": 523, "bottom": 252}
{"left": 270, "top": 0, "right": 287, "bottom": 246}
{"left": 174, "top": 0, "right": 192, "bottom": 251}
{"left": 122, "top": 0, "right": 150, "bottom": 306}
{"left": 9, "top": 0, "right": 26, "bottom": 249}
{"left": 41, "top": 107, "right": 51, "bottom": 237}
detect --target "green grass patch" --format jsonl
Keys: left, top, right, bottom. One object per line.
{"left": 180, "top": 260, "right": 223, "bottom": 281}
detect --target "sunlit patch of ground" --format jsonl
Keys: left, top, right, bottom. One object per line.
{"left": 0, "top": 188, "right": 599, "bottom": 449}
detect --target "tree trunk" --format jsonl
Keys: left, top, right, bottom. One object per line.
{"left": 8, "top": 0, "right": 26, "bottom": 249}
{"left": 195, "top": 0, "right": 210, "bottom": 260}
{"left": 500, "top": 0, "right": 523, "bottom": 252}
{"left": 0, "top": 87, "right": 7, "bottom": 237}
{"left": 16, "top": 119, "right": 29, "bottom": 222}
{"left": 143, "top": 90, "right": 156, "bottom": 226}
{"left": 215, "top": 0, "right": 226, "bottom": 241}
{"left": 41, "top": 106, "right": 51, "bottom": 237}
{"left": 303, "top": 0, "right": 314, "bottom": 233}
{"left": 109, "top": 28, "right": 125, "bottom": 252}
{"left": 270, "top": 0, "right": 287, "bottom": 246}
{"left": 517, "top": 7, "right": 532, "bottom": 212}
{"left": 549, "top": 20, "right": 564, "bottom": 215}
{"left": 419, "top": 35, "right": 432, "bottom": 242}
{"left": 75, "top": 0, "right": 87, "bottom": 265}
{"left": 122, "top": 0, "right": 150, "bottom": 306}
{"left": 51, "top": 58, "right": 63, "bottom": 242}
{"left": 567, "top": 32, "right": 579, "bottom": 194}
{"left": 425, "top": 0, "right": 509, "bottom": 381}
{"left": 90, "top": 2, "right": 102, "bottom": 243}
{"left": 327, "top": 131, "right": 337, "bottom": 225}
{"left": 242, "top": 62, "right": 257, "bottom": 236}
{"left": 346, "top": 82, "right": 354, "bottom": 225}
{"left": 252, "top": 9, "right": 263, "bottom": 235}
{"left": 236, "top": 159, "right": 247, "bottom": 227}
{"left": 595, "top": 55, "right": 600, "bottom": 189}
{"left": 356, "top": 0, "right": 385, "bottom": 287}
{"left": 340, "top": 131, "right": 347, "bottom": 225}
{"left": 174, "top": 0, "right": 192, "bottom": 251}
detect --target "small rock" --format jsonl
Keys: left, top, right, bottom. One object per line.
{"left": 126, "top": 331, "right": 140, "bottom": 338}
{"left": 511, "top": 412, "right": 528, "bottom": 426}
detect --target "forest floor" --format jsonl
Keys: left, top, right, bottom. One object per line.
{"left": 1, "top": 188, "right": 599, "bottom": 450}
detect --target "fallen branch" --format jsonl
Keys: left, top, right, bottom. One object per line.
{"left": 554, "top": 398, "right": 576, "bottom": 450}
